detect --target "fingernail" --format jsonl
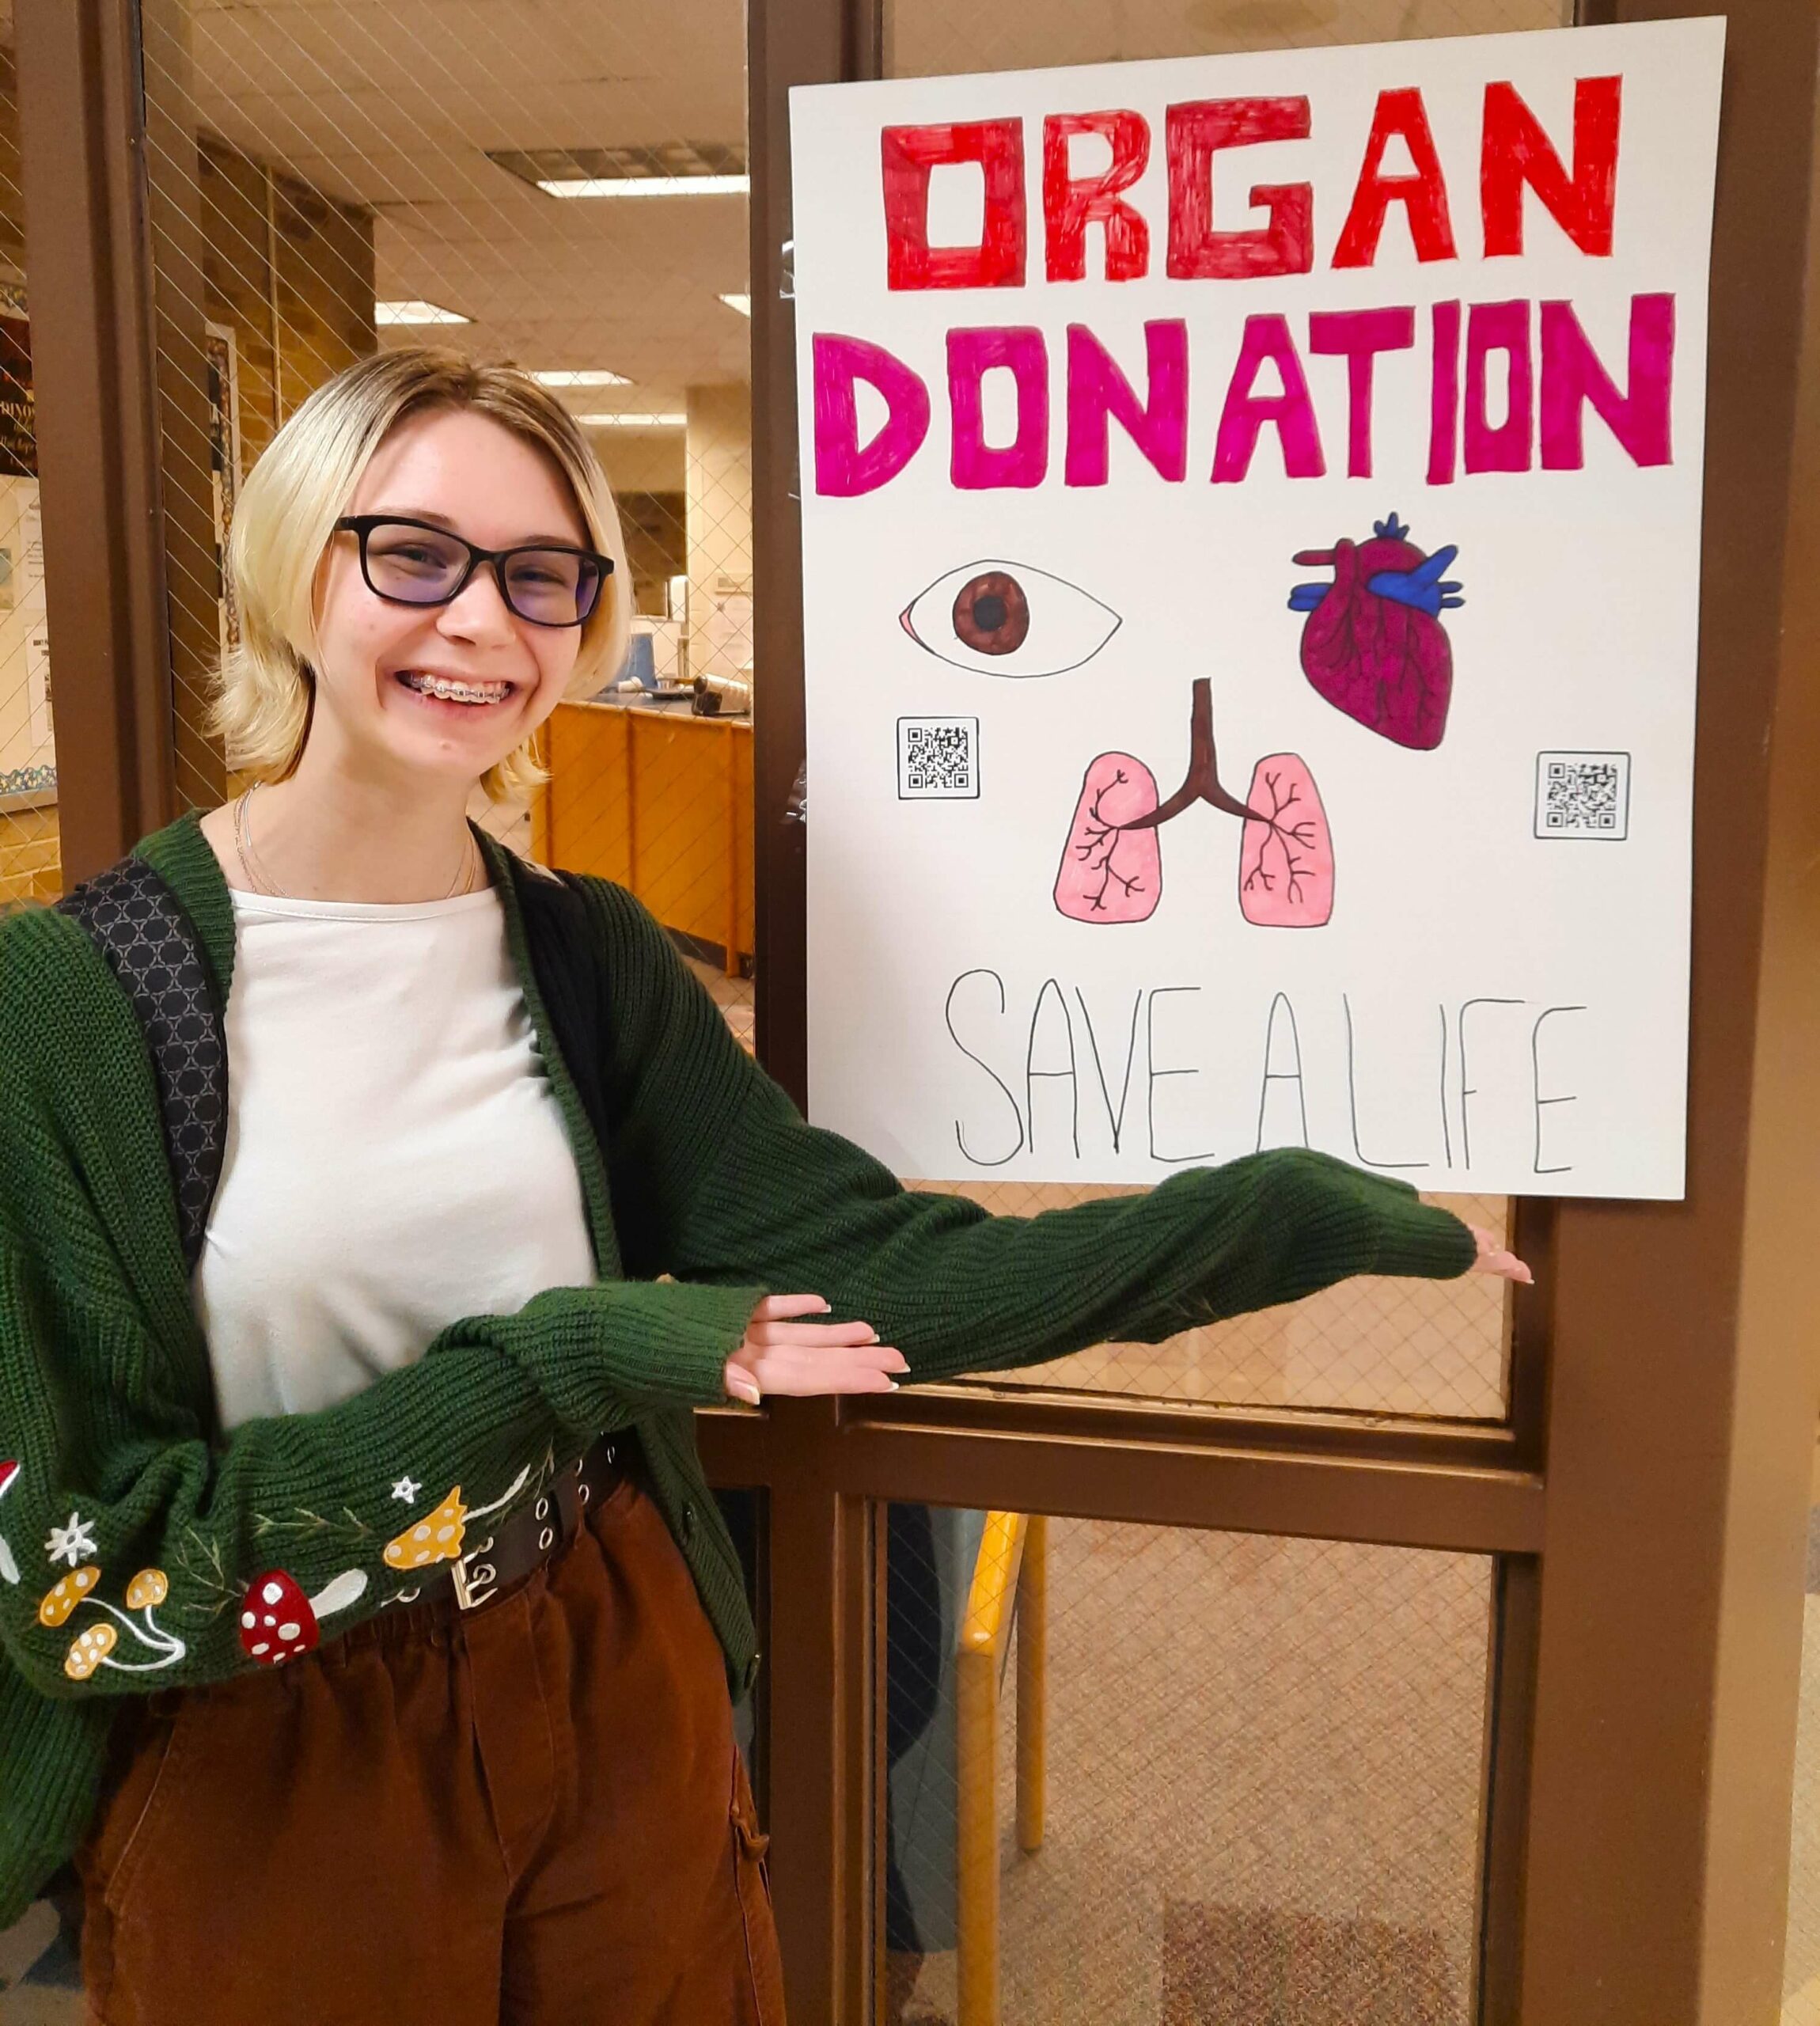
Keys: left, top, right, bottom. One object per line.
{"left": 887, "top": 1380, "right": 901, "bottom": 1391}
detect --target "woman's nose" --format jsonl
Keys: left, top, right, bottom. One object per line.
{"left": 437, "top": 562, "right": 518, "bottom": 639}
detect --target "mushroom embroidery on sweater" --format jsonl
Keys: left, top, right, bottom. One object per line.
{"left": 65, "top": 1624, "right": 117, "bottom": 1680}
{"left": 381, "top": 1463, "right": 533, "bottom": 1576}
{"left": 238, "top": 1571, "right": 318, "bottom": 1665}
{"left": 37, "top": 1567, "right": 100, "bottom": 1626}
{"left": 237, "top": 1567, "right": 369, "bottom": 1668}
{"left": 40, "top": 1563, "right": 187, "bottom": 1679}
{"left": 383, "top": 1489, "right": 469, "bottom": 1573}
{"left": 126, "top": 1569, "right": 169, "bottom": 1611}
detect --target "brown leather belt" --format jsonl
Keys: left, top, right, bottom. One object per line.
{"left": 422, "top": 1431, "right": 635, "bottom": 1613}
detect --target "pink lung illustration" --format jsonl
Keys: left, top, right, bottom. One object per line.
{"left": 1054, "top": 753, "right": 1162, "bottom": 923}
{"left": 1238, "top": 754, "right": 1334, "bottom": 928}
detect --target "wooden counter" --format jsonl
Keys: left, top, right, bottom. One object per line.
{"left": 533, "top": 699, "right": 753, "bottom": 974}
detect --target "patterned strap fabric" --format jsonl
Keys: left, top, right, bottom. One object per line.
{"left": 55, "top": 856, "right": 226, "bottom": 1276}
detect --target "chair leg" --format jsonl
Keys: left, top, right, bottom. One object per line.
{"left": 1015, "top": 1514, "right": 1047, "bottom": 1856}
{"left": 956, "top": 1645, "right": 999, "bottom": 2026}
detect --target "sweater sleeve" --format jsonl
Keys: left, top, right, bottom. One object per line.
{"left": 590, "top": 884, "right": 1480, "bottom": 1382}
{"left": 0, "top": 1228, "right": 761, "bottom": 1701}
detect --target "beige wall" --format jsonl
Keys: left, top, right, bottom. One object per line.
{"left": 593, "top": 430, "right": 687, "bottom": 495}
{"left": 684, "top": 382, "right": 753, "bottom": 681}
{"left": 199, "top": 135, "right": 376, "bottom": 469}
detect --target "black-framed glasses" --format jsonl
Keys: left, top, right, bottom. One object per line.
{"left": 334, "top": 514, "right": 612, "bottom": 628}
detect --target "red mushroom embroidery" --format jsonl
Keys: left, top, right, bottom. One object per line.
{"left": 236, "top": 1567, "right": 370, "bottom": 1667}
{"left": 239, "top": 1570, "right": 320, "bottom": 1667}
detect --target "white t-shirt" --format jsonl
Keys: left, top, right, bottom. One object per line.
{"left": 194, "top": 884, "right": 598, "bottom": 1432}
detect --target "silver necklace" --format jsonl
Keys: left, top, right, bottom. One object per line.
{"left": 233, "top": 782, "right": 476, "bottom": 900}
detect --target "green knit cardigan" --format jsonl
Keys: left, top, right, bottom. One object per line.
{"left": 0, "top": 807, "right": 1477, "bottom": 1922}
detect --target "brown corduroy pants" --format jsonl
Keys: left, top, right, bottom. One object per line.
{"left": 74, "top": 1476, "right": 786, "bottom": 2025}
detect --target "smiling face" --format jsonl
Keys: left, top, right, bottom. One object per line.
{"left": 306, "top": 406, "right": 591, "bottom": 789}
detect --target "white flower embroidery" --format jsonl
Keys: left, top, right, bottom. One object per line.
{"left": 44, "top": 1512, "right": 98, "bottom": 1569}
{"left": 391, "top": 1476, "right": 422, "bottom": 1504}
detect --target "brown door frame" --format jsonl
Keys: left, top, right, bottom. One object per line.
{"left": 14, "top": 0, "right": 176, "bottom": 880}
{"left": 741, "top": 4, "right": 1820, "bottom": 2024}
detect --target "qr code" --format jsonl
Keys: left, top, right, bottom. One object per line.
{"left": 1534, "top": 750, "right": 1631, "bottom": 840}
{"left": 898, "top": 715, "right": 980, "bottom": 799}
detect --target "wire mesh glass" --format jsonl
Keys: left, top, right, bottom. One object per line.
{"left": 906, "top": 1181, "right": 1513, "bottom": 1417}
{"left": 0, "top": 40, "right": 55, "bottom": 918}
{"left": 882, "top": 1504, "right": 1494, "bottom": 2025}
{"left": 132, "top": 0, "right": 754, "bottom": 1040}
{"left": 885, "top": 0, "right": 1570, "bottom": 75}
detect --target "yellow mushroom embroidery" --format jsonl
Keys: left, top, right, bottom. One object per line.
{"left": 65, "top": 1622, "right": 117, "bottom": 1679}
{"left": 39, "top": 1566, "right": 101, "bottom": 1627}
{"left": 125, "top": 1569, "right": 169, "bottom": 1611}
{"left": 383, "top": 1489, "right": 468, "bottom": 1571}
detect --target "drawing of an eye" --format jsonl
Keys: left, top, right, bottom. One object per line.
{"left": 900, "top": 560, "right": 1122, "bottom": 678}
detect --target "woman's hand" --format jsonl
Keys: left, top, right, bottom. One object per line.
{"left": 723, "top": 1295, "right": 908, "bottom": 1404}
{"left": 1468, "top": 1226, "right": 1534, "bottom": 1284}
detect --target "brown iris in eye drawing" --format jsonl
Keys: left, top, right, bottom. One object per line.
{"left": 900, "top": 559, "right": 1120, "bottom": 678}
{"left": 951, "top": 571, "right": 1031, "bottom": 656}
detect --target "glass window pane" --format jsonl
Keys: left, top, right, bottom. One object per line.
{"left": 886, "top": 0, "right": 1568, "bottom": 76}
{"left": 904, "top": 1181, "right": 1513, "bottom": 1418}
{"left": 884, "top": 1504, "right": 1495, "bottom": 2022}
{"left": 0, "top": 44, "right": 56, "bottom": 916}
{"left": 142, "top": 0, "right": 754, "bottom": 1043}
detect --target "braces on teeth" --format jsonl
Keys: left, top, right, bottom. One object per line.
{"left": 402, "top": 672, "right": 510, "bottom": 702}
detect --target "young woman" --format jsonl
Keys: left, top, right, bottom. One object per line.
{"left": 0, "top": 348, "right": 1528, "bottom": 2024}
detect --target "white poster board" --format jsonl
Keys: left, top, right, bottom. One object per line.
{"left": 792, "top": 19, "right": 1723, "bottom": 1199}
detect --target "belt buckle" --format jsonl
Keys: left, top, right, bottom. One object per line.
{"left": 450, "top": 1533, "right": 497, "bottom": 1612}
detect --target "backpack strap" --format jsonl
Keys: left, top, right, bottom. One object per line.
{"left": 55, "top": 855, "right": 226, "bottom": 1276}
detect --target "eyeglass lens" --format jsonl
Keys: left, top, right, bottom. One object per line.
{"left": 362, "top": 522, "right": 601, "bottom": 625}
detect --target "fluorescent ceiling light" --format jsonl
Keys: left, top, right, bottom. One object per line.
{"left": 719, "top": 293, "right": 752, "bottom": 316}
{"left": 488, "top": 145, "right": 745, "bottom": 199}
{"left": 539, "top": 175, "right": 749, "bottom": 199}
{"left": 579, "top": 412, "right": 687, "bottom": 428}
{"left": 375, "top": 299, "right": 469, "bottom": 325}
{"left": 533, "top": 369, "right": 632, "bottom": 388}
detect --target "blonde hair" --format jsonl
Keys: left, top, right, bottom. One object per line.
{"left": 208, "top": 347, "right": 631, "bottom": 802}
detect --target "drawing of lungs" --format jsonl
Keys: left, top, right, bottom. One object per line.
{"left": 1054, "top": 753, "right": 1162, "bottom": 924}
{"left": 1238, "top": 754, "right": 1335, "bottom": 928}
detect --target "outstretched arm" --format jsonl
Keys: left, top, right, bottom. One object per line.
{"left": 586, "top": 884, "right": 1506, "bottom": 1387}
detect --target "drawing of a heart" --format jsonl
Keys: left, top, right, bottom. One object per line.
{"left": 1288, "top": 514, "right": 1463, "bottom": 752}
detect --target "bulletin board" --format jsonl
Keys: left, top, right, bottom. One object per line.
{"left": 791, "top": 19, "right": 1723, "bottom": 1198}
